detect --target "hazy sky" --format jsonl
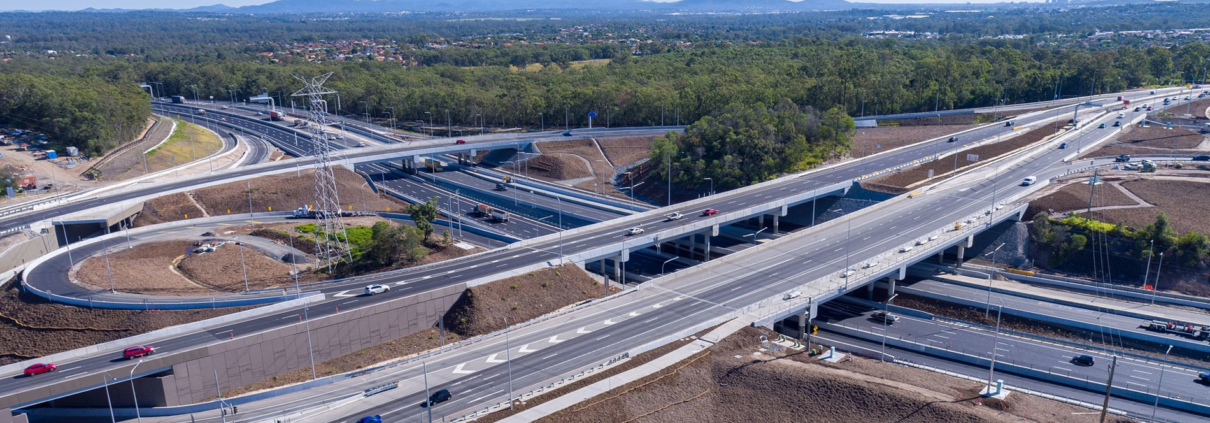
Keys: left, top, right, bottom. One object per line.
{"left": 0, "top": 0, "right": 1038, "bottom": 12}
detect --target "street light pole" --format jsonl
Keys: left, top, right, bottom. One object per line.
{"left": 881, "top": 293, "right": 898, "bottom": 362}
{"left": 130, "top": 359, "right": 144, "bottom": 423}
{"left": 984, "top": 243, "right": 1005, "bottom": 319}
{"left": 486, "top": 307, "right": 515, "bottom": 410}
{"left": 1152, "top": 252, "right": 1164, "bottom": 305}
{"left": 1142, "top": 239, "right": 1154, "bottom": 289}
{"left": 703, "top": 177, "right": 713, "bottom": 196}
{"left": 986, "top": 304, "right": 1003, "bottom": 394}
{"left": 557, "top": 197, "right": 563, "bottom": 265}
{"left": 1152, "top": 345, "right": 1174, "bottom": 421}
{"left": 101, "top": 373, "right": 116, "bottom": 423}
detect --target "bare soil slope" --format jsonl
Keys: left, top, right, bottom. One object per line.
{"left": 134, "top": 193, "right": 205, "bottom": 227}
{"left": 75, "top": 240, "right": 214, "bottom": 296}
{"left": 192, "top": 167, "right": 402, "bottom": 216}
{"left": 1026, "top": 179, "right": 1136, "bottom": 216}
{"left": 1080, "top": 125, "right": 1207, "bottom": 159}
{"left": 854, "top": 124, "right": 981, "bottom": 158}
{"left": 443, "top": 265, "right": 616, "bottom": 337}
{"left": 871, "top": 125, "right": 1057, "bottom": 190}
{"left": 0, "top": 280, "right": 249, "bottom": 365}
{"left": 598, "top": 136, "right": 656, "bottom": 166}
{"left": 539, "top": 326, "right": 1120, "bottom": 423}
{"left": 177, "top": 244, "right": 295, "bottom": 292}
{"left": 1101, "top": 179, "right": 1210, "bottom": 235}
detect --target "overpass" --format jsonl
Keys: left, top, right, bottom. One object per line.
{"left": 0, "top": 88, "right": 1191, "bottom": 421}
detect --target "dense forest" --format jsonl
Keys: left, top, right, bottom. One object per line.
{"left": 1, "top": 6, "right": 1209, "bottom": 153}
{"left": 0, "top": 73, "right": 149, "bottom": 155}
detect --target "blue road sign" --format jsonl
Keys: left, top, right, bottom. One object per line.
{"left": 588, "top": 111, "right": 598, "bottom": 118}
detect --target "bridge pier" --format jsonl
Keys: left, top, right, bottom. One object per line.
{"left": 867, "top": 282, "right": 875, "bottom": 300}
{"left": 956, "top": 246, "right": 966, "bottom": 268}
{"left": 690, "top": 234, "right": 697, "bottom": 261}
{"left": 773, "top": 214, "right": 779, "bottom": 235}
{"left": 937, "top": 251, "right": 944, "bottom": 265}
{"left": 702, "top": 233, "right": 711, "bottom": 261}
{"left": 887, "top": 276, "right": 898, "bottom": 297}
{"left": 758, "top": 215, "right": 764, "bottom": 229}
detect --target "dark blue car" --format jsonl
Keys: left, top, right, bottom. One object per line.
{"left": 357, "top": 416, "right": 382, "bottom": 423}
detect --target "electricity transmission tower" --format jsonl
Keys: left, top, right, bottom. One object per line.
{"left": 291, "top": 72, "right": 351, "bottom": 271}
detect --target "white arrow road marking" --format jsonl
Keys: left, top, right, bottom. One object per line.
{"left": 603, "top": 319, "right": 617, "bottom": 325}
{"left": 629, "top": 311, "right": 640, "bottom": 317}
{"left": 549, "top": 336, "right": 564, "bottom": 343}
{"left": 486, "top": 353, "right": 505, "bottom": 363}
{"left": 653, "top": 303, "right": 663, "bottom": 309}
{"left": 334, "top": 290, "right": 356, "bottom": 298}
{"left": 393, "top": 281, "right": 407, "bottom": 286}
{"left": 452, "top": 363, "right": 475, "bottom": 374}
{"left": 576, "top": 327, "right": 592, "bottom": 334}
{"left": 518, "top": 344, "right": 536, "bottom": 353}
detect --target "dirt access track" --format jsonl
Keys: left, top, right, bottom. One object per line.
{"left": 74, "top": 240, "right": 293, "bottom": 296}
{"left": 868, "top": 124, "right": 1061, "bottom": 192}
{"left": 535, "top": 326, "right": 1117, "bottom": 423}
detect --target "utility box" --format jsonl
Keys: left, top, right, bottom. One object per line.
{"left": 19, "top": 175, "right": 36, "bottom": 189}
{"left": 45, "top": 150, "right": 57, "bottom": 160}
{"left": 65, "top": 146, "right": 79, "bottom": 156}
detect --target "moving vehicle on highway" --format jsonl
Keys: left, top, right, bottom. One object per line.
{"left": 357, "top": 416, "right": 382, "bottom": 423}
{"left": 947, "top": 136, "right": 957, "bottom": 143}
{"left": 1200, "top": 372, "right": 1210, "bottom": 384}
{"left": 783, "top": 290, "right": 802, "bottom": 301}
{"left": 1021, "top": 176, "right": 1037, "bottom": 186}
{"left": 455, "top": 139, "right": 466, "bottom": 144}
{"left": 427, "top": 389, "right": 452, "bottom": 406}
{"left": 872, "top": 311, "right": 899, "bottom": 323}
{"left": 1113, "top": 121, "right": 1121, "bottom": 127}
{"left": 1072, "top": 355, "right": 1095, "bottom": 366}
{"left": 839, "top": 268, "right": 856, "bottom": 278}
{"left": 123, "top": 345, "right": 156, "bottom": 360}
{"left": 626, "top": 227, "right": 645, "bottom": 235}
{"left": 1115, "top": 154, "right": 1131, "bottom": 162}
{"left": 1059, "top": 142, "right": 1068, "bottom": 149}
{"left": 1098, "top": 123, "right": 1106, "bottom": 129}
{"left": 665, "top": 212, "right": 684, "bottom": 221}
{"left": 364, "top": 284, "right": 390, "bottom": 295}
{"left": 899, "top": 245, "right": 914, "bottom": 253}
{"left": 562, "top": 130, "right": 572, "bottom": 137}
{"left": 1004, "top": 121, "right": 1015, "bottom": 127}
{"left": 1194, "top": 155, "right": 1210, "bottom": 161}
{"left": 702, "top": 208, "right": 718, "bottom": 216}
{"left": 23, "top": 363, "right": 56, "bottom": 377}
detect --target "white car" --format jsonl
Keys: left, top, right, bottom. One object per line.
{"left": 900, "top": 245, "right": 914, "bottom": 253}
{"left": 364, "top": 284, "right": 390, "bottom": 295}
{"left": 783, "top": 290, "right": 802, "bottom": 301}
{"left": 928, "top": 235, "right": 939, "bottom": 242}
{"left": 1022, "top": 176, "right": 1037, "bottom": 186}
{"left": 626, "top": 227, "right": 645, "bottom": 236}
{"left": 862, "top": 261, "right": 879, "bottom": 269}
{"left": 665, "top": 212, "right": 684, "bottom": 221}
{"left": 915, "top": 239, "right": 927, "bottom": 246}
{"left": 840, "top": 268, "right": 856, "bottom": 278}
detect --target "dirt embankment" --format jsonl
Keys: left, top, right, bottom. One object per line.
{"left": 535, "top": 325, "right": 1112, "bottom": 423}
{"left": 854, "top": 124, "right": 981, "bottom": 158}
{"left": 1079, "top": 124, "right": 1209, "bottom": 159}
{"left": 443, "top": 265, "right": 618, "bottom": 337}
{"left": 75, "top": 240, "right": 215, "bottom": 296}
{"left": 870, "top": 124, "right": 1059, "bottom": 191}
{"left": 521, "top": 154, "right": 592, "bottom": 181}
{"left": 134, "top": 193, "right": 206, "bottom": 227}
{"left": 0, "top": 279, "right": 250, "bottom": 366}
{"left": 1025, "top": 178, "right": 1137, "bottom": 217}
{"left": 192, "top": 167, "right": 403, "bottom": 216}
{"left": 1099, "top": 178, "right": 1210, "bottom": 235}
{"left": 177, "top": 243, "right": 296, "bottom": 292}
{"left": 598, "top": 136, "right": 656, "bottom": 166}
{"left": 221, "top": 265, "right": 614, "bottom": 399}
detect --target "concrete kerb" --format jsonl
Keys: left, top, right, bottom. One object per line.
{"left": 20, "top": 212, "right": 300, "bottom": 308}
{"left": 0, "top": 292, "right": 324, "bottom": 377}
{"left": 902, "top": 285, "right": 1210, "bottom": 354}
{"left": 963, "top": 265, "right": 1210, "bottom": 311}
{"left": 819, "top": 321, "right": 1210, "bottom": 416}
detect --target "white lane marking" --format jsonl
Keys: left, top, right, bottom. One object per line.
{"left": 62, "top": 366, "right": 81, "bottom": 372}
{"left": 653, "top": 303, "right": 663, "bottom": 309}
{"left": 603, "top": 319, "right": 617, "bottom": 325}
{"left": 596, "top": 335, "right": 610, "bottom": 341}
{"left": 486, "top": 353, "right": 505, "bottom": 363}
{"left": 470, "top": 390, "right": 503, "bottom": 404}
{"left": 629, "top": 311, "right": 640, "bottom": 317}
{"left": 645, "top": 318, "right": 658, "bottom": 323}
{"left": 518, "top": 344, "right": 536, "bottom": 353}
{"left": 333, "top": 290, "right": 355, "bottom": 298}
{"left": 543, "top": 353, "right": 558, "bottom": 360}
{"left": 281, "top": 314, "right": 300, "bottom": 320}
{"left": 393, "top": 281, "right": 407, "bottom": 286}
{"left": 452, "top": 363, "right": 475, "bottom": 374}
{"left": 576, "top": 327, "right": 592, "bottom": 334}
{"left": 549, "top": 335, "right": 564, "bottom": 343}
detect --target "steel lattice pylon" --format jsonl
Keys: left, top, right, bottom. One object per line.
{"left": 291, "top": 72, "right": 352, "bottom": 271}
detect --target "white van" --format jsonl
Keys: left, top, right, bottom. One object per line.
{"left": 1022, "top": 176, "right": 1037, "bottom": 186}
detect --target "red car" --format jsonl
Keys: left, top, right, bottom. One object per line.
{"left": 455, "top": 139, "right": 466, "bottom": 144}
{"left": 23, "top": 363, "right": 56, "bottom": 377}
{"left": 123, "top": 345, "right": 156, "bottom": 360}
{"left": 702, "top": 208, "right": 718, "bottom": 216}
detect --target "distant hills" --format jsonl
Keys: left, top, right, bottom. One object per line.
{"left": 222, "top": 0, "right": 856, "bottom": 14}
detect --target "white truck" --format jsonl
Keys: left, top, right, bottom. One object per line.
{"left": 476, "top": 204, "right": 509, "bottom": 222}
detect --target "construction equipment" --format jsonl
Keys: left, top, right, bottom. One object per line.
{"left": 1142, "top": 320, "right": 1210, "bottom": 340}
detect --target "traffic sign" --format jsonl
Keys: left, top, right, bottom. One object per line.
{"left": 588, "top": 111, "right": 597, "bottom": 118}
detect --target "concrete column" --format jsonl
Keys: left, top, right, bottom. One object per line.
{"left": 613, "top": 257, "right": 621, "bottom": 283}
{"left": 758, "top": 215, "right": 765, "bottom": 228}
{"left": 798, "top": 310, "right": 808, "bottom": 341}
{"left": 867, "top": 282, "right": 875, "bottom": 300}
{"left": 690, "top": 234, "right": 697, "bottom": 260}
{"left": 703, "top": 234, "right": 711, "bottom": 261}
{"left": 887, "top": 276, "right": 897, "bottom": 297}
{"left": 956, "top": 246, "right": 966, "bottom": 268}
{"left": 937, "top": 251, "right": 944, "bottom": 265}
{"left": 773, "top": 215, "right": 780, "bottom": 234}
{"left": 600, "top": 258, "right": 607, "bottom": 282}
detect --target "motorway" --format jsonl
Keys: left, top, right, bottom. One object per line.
{"left": 4, "top": 88, "right": 1191, "bottom": 418}
{"left": 817, "top": 300, "right": 1207, "bottom": 422}
{"left": 902, "top": 278, "right": 1210, "bottom": 350}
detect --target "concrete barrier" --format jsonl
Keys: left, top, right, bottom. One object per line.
{"left": 819, "top": 321, "right": 1210, "bottom": 416}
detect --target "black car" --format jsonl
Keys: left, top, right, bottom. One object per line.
{"left": 1072, "top": 355, "right": 1095, "bottom": 366}
{"left": 1114, "top": 154, "right": 1131, "bottom": 162}
{"left": 947, "top": 136, "right": 957, "bottom": 143}
{"left": 428, "top": 389, "right": 452, "bottom": 406}
{"left": 562, "top": 130, "right": 572, "bottom": 137}
{"left": 1194, "top": 155, "right": 1210, "bottom": 161}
